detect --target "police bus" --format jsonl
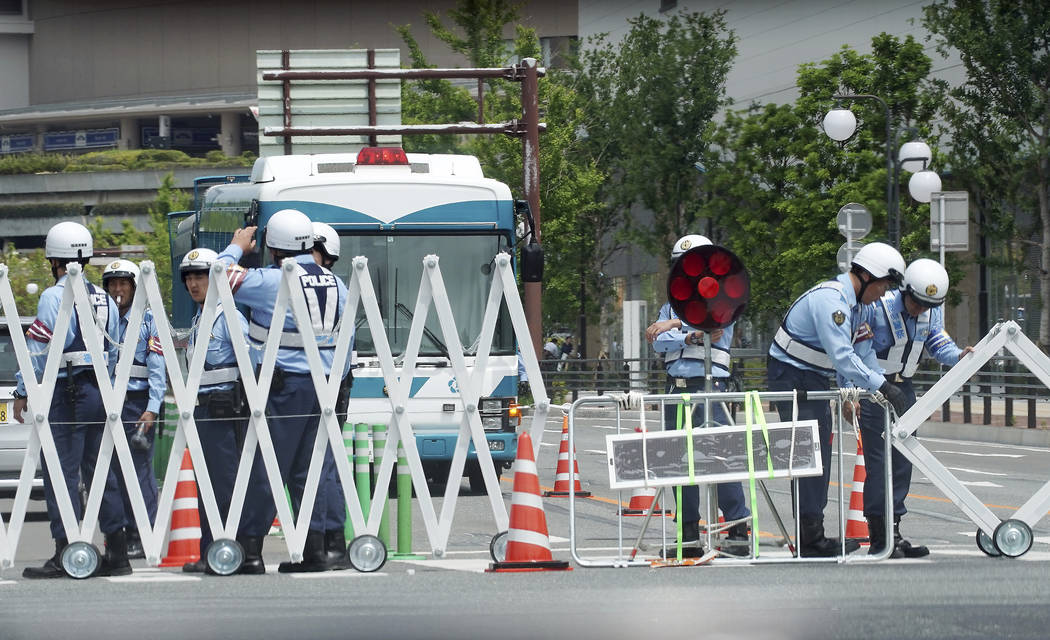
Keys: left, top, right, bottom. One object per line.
{"left": 168, "top": 147, "right": 521, "bottom": 489}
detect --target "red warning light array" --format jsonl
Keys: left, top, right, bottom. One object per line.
{"left": 665, "top": 245, "right": 750, "bottom": 330}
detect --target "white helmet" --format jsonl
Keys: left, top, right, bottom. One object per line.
{"left": 903, "top": 258, "right": 948, "bottom": 307}
{"left": 179, "top": 248, "right": 219, "bottom": 279}
{"left": 312, "top": 222, "right": 340, "bottom": 260}
{"left": 102, "top": 259, "right": 140, "bottom": 287}
{"left": 266, "top": 209, "right": 313, "bottom": 252}
{"left": 851, "top": 242, "right": 905, "bottom": 284}
{"left": 671, "top": 234, "right": 712, "bottom": 258}
{"left": 45, "top": 221, "right": 93, "bottom": 259}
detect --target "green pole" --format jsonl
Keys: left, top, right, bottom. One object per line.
{"left": 353, "top": 423, "right": 371, "bottom": 539}
{"left": 391, "top": 441, "right": 424, "bottom": 559}
{"left": 342, "top": 421, "right": 356, "bottom": 540}
{"left": 371, "top": 424, "right": 390, "bottom": 547}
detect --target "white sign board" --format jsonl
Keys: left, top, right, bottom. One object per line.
{"left": 930, "top": 191, "right": 969, "bottom": 252}
{"left": 837, "top": 202, "right": 872, "bottom": 239}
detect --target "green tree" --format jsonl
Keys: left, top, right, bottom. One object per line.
{"left": 573, "top": 11, "right": 738, "bottom": 258}
{"left": 923, "top": 1, "right": 1050, "bottom": 348}
{"left": 701, "top": 34, "right": 943, "bottom": 326}
{"left": 395, "top": 2, "right": 613, "bottom": 335}
{"left": 1, "top": 245, "right": 51, "bottom": 313}
{"left": 88, "top": 173, "right": 190, "bottom": 311}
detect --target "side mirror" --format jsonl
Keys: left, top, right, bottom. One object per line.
{"left": 521, "top": 241, "right": 544, "bottom": 283}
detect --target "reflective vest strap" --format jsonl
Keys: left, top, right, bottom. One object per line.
{"left": 248, "top": 321, "right": 335, "bottom": 349}
{"left": 663, "top": 344, "right": 731, "bottom": 371}
{"left": 772, "top": 326, "right": 834, "bottom": 373}
{"left": 61, "top": 351, "right": 93, "bottom": 367}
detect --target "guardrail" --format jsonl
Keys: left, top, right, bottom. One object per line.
{"left": 539, "top": 349, "right": 1049, "bottom": 428}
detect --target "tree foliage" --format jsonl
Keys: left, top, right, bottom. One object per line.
{"left": 573, "top": 11, "right": 737, "bottom": 258}
{"left": 923, "top": 0, "right": 1050, "bottom": 347}
{"left": 394, "top": 2, "right": 612, "bottom": 333}
{"left": 701, "top": 34, "right": 943, "bottom": 326}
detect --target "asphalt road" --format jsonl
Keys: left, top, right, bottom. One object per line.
{"left": 1, "top": 408, "right": 1049, "bottom": 639}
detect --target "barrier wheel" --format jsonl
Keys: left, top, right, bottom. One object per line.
{"left": 993, "top": 519, "right": 1033, "bottom": 558}
{"left": 206, "top": 539, "right": 244, "bottom": 576}
{"left": 490, "top": 531, "right": 509, "bottom": 563}
{"left": 61, "top": 541, "right": 100, "bottom": 579}
{"left": 976, "top": 529, "right": 1000, "bottom": 557}
{"left": 348, "top": 535, "right": 387, "bottom": 572}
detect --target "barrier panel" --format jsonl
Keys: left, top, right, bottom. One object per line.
{"left": 566, "top": 390, "right": 895, "bottom": 567}
{"left": 0, "top": 250, "right": 550, "bottom": 573}
{"left": 893, "top": 321, "right": 1050, "bottom": 557}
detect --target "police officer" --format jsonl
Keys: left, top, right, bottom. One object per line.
{"left": 218, "top": 209, "right": 348, "bottom": 574}
{"left": 102, "top": 259, "right": 165, "bottom": 560}
{"left": 767, "top": 241, "right": 909, "bottom": 557}
{"left": 281, "top": 220, "right": 351, "bottom": 571}
{"left": 649, "top": 235, "right": 751, "bottom": 556}
{"left": 177, "top": 248, "right": 250, "bottom": 574}
{"left": 12, "top": 221, "right": 130, "bottom": 578}
{"left": 862, "top": 258, "right": 973, "bottom": 557}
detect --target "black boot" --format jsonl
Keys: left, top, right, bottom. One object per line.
{"left": 277, "top": 530, "right": 328, "bottom": 573}
{"left": 182, "top": 560, "right": 206, "bottom": 573}
{"left": 799, "top": 518, "right": 860, "bottom": 557}
{"left": 237, "top": 536, "right": 266, "bottom": 575}
{"left": 23, "top": 538, "right": 68, "bottom": 579}
{"left": 126, "top": 528, "right": 144, "bottom": 560}
{"left": 324, "top": 529, "right": 350, "bottom": 571}
{"left": 866, "top": 515, "right": 902, "bottom": 557}
{"left": 894, "top": 516, "right": 929, "bottom": 558}
{"left": 720, "top": 522, "right": 751, "bottom": 557}
{"left": 660, "top": 521, "right": 705, "bottom": 558}
{"left": 96, "top": 529, "right": 133, "bottom": 577}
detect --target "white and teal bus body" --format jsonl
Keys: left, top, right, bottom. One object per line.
{"left": 169, "top": 148, "right": 520, "bottom": 485}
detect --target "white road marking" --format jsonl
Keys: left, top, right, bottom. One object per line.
{"left": 957, "top": 480, "right": 1003, "bottom": 488}
{"left": 105, "top": 573, "right": 201, "bottom": 583}
{"left": 396, "top": 558, "right": 490, "bottom": 573}
{"left": 584, "top": 449, "right": 607, "bottom": 455}
{"left": 0, "top": 580, "right": 16, "bottom": 586}
{"left": 946, "top": 466, "right": 1008, "bottom": 477}
{"left": 288, "top": 571, "right": 388, "bottom": 579}
{"left": 933, "top": 450, "right": 1023, "bottom": 458}
{"left": 540, "top": 442, "right": 557, "bottom": 447}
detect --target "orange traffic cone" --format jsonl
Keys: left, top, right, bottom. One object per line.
{"left": 544, "top": 414, "right": 591, "bottom": 498}
{"left": 159, "top": 449, "right": 202, "bottom": 567}
{"left": 488, "top": 432, "right": 571, "bottom": 572}
{"left": 620, "top": 428, "right": 672, "bottom": 516}
{"left": 845, "top": 438, "right": 869, "bottom": 542}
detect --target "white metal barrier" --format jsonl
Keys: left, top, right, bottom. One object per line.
{"left": 0, "top": 250, "right": 548, "bottom": 573}
{"left": 894, "top": 321, "right": 1050, "bottom": 557}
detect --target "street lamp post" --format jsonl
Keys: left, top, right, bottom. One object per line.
{"left": 822, "top": 93, "right": 938, "bottom": 249}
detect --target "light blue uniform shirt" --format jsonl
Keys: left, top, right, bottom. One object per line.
{"left": 871, "top": 289, "right": 962, "bottom": 369}
{"left": 217, "top": 245, "right": 349, "bottom": 375}
{"left": 188, "top": 305, "right": 250, "bottom": 394}
{"left": 119, "top": 309, "right": 166, "bottom": 414}
{"left": 15, "top": 274, "right": 119, "bottom": 396}
{"left": 769, "top": 272, "right": 885, "bottom": 392}
{"left": 653, "top": 302, "right": 733, "bottom": 379}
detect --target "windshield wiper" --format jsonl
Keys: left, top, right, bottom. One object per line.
{"left": 395, "top": 302, "right": 450, "bottom": 360}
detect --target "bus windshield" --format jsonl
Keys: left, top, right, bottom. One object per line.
{"left": 333, "top": 233, "right": 515, "bottom": 358}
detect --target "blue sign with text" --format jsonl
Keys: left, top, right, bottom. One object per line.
{"left": 44, "top": 128, "right": 119, "bottom": 151}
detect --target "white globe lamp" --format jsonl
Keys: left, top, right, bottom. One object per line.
{"left": 898, "top": 141, "right": 933, "bottom": 173}
{"left": 822, "top": 108, "right": 857, "bottom": 142}
{"left": 908, "top": 170, "right": 942, "bottom": 203}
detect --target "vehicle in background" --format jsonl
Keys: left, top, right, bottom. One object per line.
{"left": 168, "top": 147, "right": 523, "bottom": 490}
{"left": 0, "top": 316, "right": 44, "bottom": 499}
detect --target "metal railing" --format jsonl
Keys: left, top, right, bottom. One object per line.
{"left": 537, "top": 349, "right": 1049, "bottom": 428}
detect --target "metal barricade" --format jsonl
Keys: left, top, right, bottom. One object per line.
{"left": 566, "top": 390, "right": 895, "bottom": 567}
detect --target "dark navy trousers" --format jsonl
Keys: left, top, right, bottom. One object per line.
{"left": 859, "top": 378, "right": 916, "bottom": 519}
{"left": 766, "top": 357, "right": 833, "bottom": 522}
{"left": 240, "top": 373, "right": 345, "bottom": 536}
{"left": 193, "top": 403, "right": 239, "bottom": 552}
{"left": 663, "top": 379, "right": 750, "bottom": 523}
{"left": 42, "top": 377, "right": 126, "bottom": 539}
{"left": 117, "top": 394, "right": 158, "bottom": 533}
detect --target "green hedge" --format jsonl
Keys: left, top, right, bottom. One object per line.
{"left": 0, "top": 202, "right": 84, "bottom": 219}
{"left": 0, "top": 149, "right": 257, "bottom": 175}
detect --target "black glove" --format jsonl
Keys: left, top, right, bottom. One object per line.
{"left": 878, "top": 380, "right": 909, "bottom": 416}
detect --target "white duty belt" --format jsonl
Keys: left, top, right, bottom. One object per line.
{"left": 198, "top": 366, "right": 240, "bottom": 386}
{"left": 61, "top": 351, "right": 104, "bottom": 367}
{"left": 129, "top": 364, "right": 150, "bottom": 380}
{"left": 249, "top": 321, "right": 336, "bottom": 349}
{"left": 663, "top": 343, "right": 731, "bottom": 371}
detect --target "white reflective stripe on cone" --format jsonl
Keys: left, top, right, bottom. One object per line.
{"left": 511, "top": 491, "right": 544, "bottom": 511}
{"left": 507, "top": 528, "right": 551, "bottom": 549}
{"left": 169, "top": 527, "right": 203, "bottom": 541}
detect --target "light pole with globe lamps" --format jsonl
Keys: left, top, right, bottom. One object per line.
{"left": 822, "top": 93, "right": 939, "bottom": 249}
